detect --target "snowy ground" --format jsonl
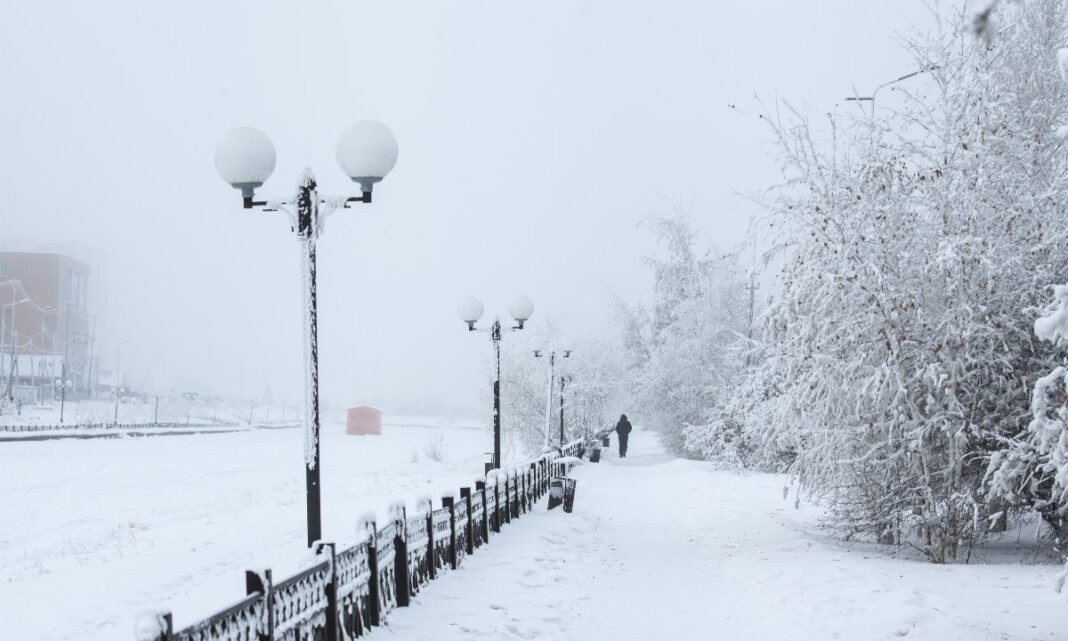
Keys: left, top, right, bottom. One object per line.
{"left": 0, "top": 416, "right": 488, "bottom": 641}
{"left": 4, "top": 423, "right": 1064, "bottom": 641}
{"left": 384, "top": 429, "right": 1067, "bottom": 641}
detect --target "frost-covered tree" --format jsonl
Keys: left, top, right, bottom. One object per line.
{"left": 739, "top": 0, "right": 1068, "bottom": 562}
{"left": 620, "top": 209, "right": 751, "bottom": 457}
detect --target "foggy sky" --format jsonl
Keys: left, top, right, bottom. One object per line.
{"left": 0, "top": 1, "right": 925, "bottom": 415}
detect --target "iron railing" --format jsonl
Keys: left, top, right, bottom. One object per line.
{"left": 141, "top": 439, "right": 590, "bottom": 641}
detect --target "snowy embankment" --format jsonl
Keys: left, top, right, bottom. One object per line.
{"left": 0, "top": 418, "right": 485, "bottom": 641}
{"left": 385, "top": 430, "right": 1066, "bottom": 641}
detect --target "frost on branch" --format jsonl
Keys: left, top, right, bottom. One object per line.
{"left": 1035, "top": 285, "right": 1068, "bottom": 345}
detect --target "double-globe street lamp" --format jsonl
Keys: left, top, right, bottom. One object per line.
{"left": 215, "top": 120, "right": 399, "bottom": 548}
{"left": 457, "top": 296, "right": 534, "bottom": 472}
{"left": 533, "top": 341, "right": 575, "bottom": 447}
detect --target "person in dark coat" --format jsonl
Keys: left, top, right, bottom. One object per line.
{"left": 615, "top": 414, "right": 632, "bottom": 457}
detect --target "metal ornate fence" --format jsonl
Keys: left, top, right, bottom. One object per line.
{"left": 141, "top": 438, "right": 591, "bottom": 641}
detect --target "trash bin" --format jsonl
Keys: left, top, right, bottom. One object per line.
{"left": 589, "top": 447, "right": 602, "bottom": 463}
{"left": 562, "top": 479, "right": 577, "bottom": 513}
{"left": 547, "top": 478, "right": 565, "bottom": 510}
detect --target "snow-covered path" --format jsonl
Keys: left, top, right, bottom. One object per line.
{"left": 384, "top": 429, "right": 1066, "bottom": 641}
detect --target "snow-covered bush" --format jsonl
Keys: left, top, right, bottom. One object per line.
{"left": 739, "top": 0, "right": 1068, "bottom": 562}
{"left": 423, "top": 432, "right": 447, "bottom": 463}
{"left": 989, "top": 285, "right": 1068, "bottom": 554}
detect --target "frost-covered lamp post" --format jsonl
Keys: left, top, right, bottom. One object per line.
{"left": 534, "top": 339, "right": 574, "bottom": 447}
{"left": 558, "top": 373, "right": 573, "bottom": 446}
{"left": 458, "top": 295, "right": 534, "bottom": 471}
{"left": 215, "top": 121, "right": 399, "bottom": 548}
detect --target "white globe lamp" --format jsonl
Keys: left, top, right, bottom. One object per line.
{"left": 507, "top": 295, "right": 534, "bottom": 328}
{"left": 457, "top": 297, "right": 484, "bottom": 330}
{"left": 214, "top": 127, "right": 276, "bottom": 198}
{"left": 336, "top": 121, "right": 399, "bottom": 193}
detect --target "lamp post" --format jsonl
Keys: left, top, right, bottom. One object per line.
{"left": 458, "top": 296, "right": 534, "bottom": 472}
{"left": 558, "top": 374, "right": 572, "bottom": 446}
{"left": 215, "top": 121, "right": 399, "bottom": 548}
{"left": 534, "top": 340, "right": 575, "bottom": 447}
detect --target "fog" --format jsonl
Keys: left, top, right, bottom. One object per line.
{"left": 0, "top": 1, "right": 924, "bottom": 414}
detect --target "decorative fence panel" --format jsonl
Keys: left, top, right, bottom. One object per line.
{"left": 486, "top": 482, "right": 499, "bottom": 534}
{"left": 451, "top": 494, "right": 469, "bottom": 568}
{"left": 430, "top": 507, "right": 452, "bottom": 575}
{"left": 497, "top": 476, "right": 510, "bottom": 525}
{"left": 144, "top": 440, "right": 597, "bottom": 641}
{"left": 171, "top": 592, "right": 263, "bottom": 641}
{"left": 404, "top": 510, "right": 430, "bottom": 597}
{"left": 272, "top": 562, "right": 332, "bottom": 641}
{"left": 374, "top": 522, "right": 399, "bottom": 621}
{"left": 509, "top": 472, "right": 520, "bottom": 519}
{"left": 335, "top": 544, "right": 372, "bottom": 640}
{"left": 469, "top": 489, "right": 486, "bottom": 550}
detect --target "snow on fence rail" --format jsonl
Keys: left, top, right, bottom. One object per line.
{"left": 139, "top": 438, "right": 589, "bottom": 641}
{"left": 0, "top": 419, "right": 240, "bottom": 433}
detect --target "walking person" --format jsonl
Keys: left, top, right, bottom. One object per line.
{"left": 615, "top": 414, "right": 632, "bottom": 458}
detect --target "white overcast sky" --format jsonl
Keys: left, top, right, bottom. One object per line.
{"left": 0, "top": 1, "right": 928, "bottom": 414}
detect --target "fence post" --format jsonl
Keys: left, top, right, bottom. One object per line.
{"left": 511, "top": 471, "right": 520, "bottom": 519}
{"left": 364, "top": 520, "right": 381, "bottom": 628}
{"left": 314, "top": 543, "right": 339, "bottom": 641}
{"left": 528, "top": 464, "right": 536, "bottom": 507}
{"left": 461, "top": 489, "right": 474, "bottom": 551}
{"left": 476, "top": 480, "right": 490, "bottom": 541}
{"left": 492, "top": 477, "right": 502, "bottom": 533}
{"left": 139, "top": 611, "right": 172, "bottom": 641}
{"left": 392, "top": 505, "right": 411, "bottom": 608}
{"left": 426, "top": 503, "right": 436, "bottom": 579}
{"left": 519, "top": 471, "right": 527, "bottom": 514}
{"left": 442, "top": 495, "right": 458, "bottom": 569}
{"left": 502, "top": 474, "right": 512, "bottom": 525}
{"left": 245, "top": 569, "right": 273, "bottom": 641}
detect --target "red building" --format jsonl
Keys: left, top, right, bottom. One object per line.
{"left": 0, "top": 252, "right": 93, "bottom": 400}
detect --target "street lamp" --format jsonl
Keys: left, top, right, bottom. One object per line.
{"left": 534, "top": 339, "right": 575, "bottom": 447}
{"left": 458, "top": 295, "right": 534, "bottom": 471}
{"left": 215, "top": 120, "right": 399, "bottom": 548}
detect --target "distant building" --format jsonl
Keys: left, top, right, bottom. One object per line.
{"left": 0, "top": 252, "right": 93, "bottom": 401}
